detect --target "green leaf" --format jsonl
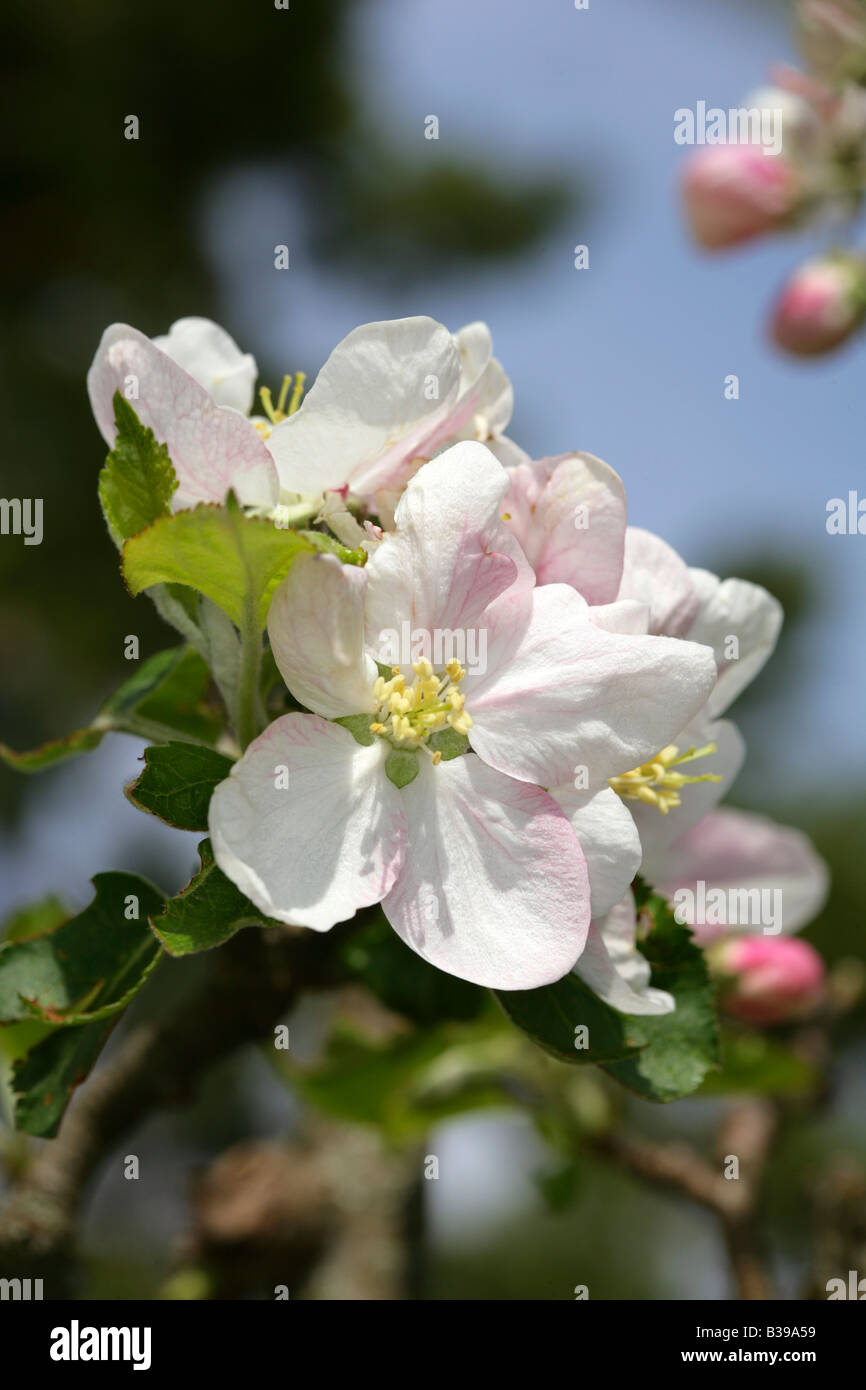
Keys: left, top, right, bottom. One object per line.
{"left": 2, "top": 876, "right": 165, "bottom": 1136}
{"left": 342, "top": 912, "right": 485, "bottom": 1025}
{"left": 292, "top": 1019, "right": 507, "bottom": 1139}
{"left": 98, "top": 392, "right": 178, "bottom": 545}
{"left": 111, "top": 645, "right": 222, "bottom": 744}
{"left": 0, "top": 645, "right": 221, "bottom": 773}
{"left": 12, "top": 1020, "right": 119, "bottom": 1138}
{"left": 498, "top": 887, "right": 720, "bottom": 1102}
{"left": 0, "top": 872, "right": 163, "bottom": 1026}
{"left": 1, "top": 896, "right": 69, "bottom": 944}
{"left": 496, "top": 972, "right": 644, "bottom": 1067}
{"left": 384, "top": 747, "right": 420, "bottom": 788}
{"left": 601, "top": 890, "right": 720, "bottom": 1102}
{"left": 148, "top": 839, "right": 275, "bottom": 956}
{"left": 122, "top": 493, "right": 317, "bottom": 629}
{"left": 0, "top": 725, "right": 106, "bottom": 773}
{"left": 126, "top": 743, "right": 234, "bottom": 831}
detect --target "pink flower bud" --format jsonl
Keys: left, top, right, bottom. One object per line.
{"left": 771, "top": 253, "right": 866, "bottom": 355}
{"left": 708, "top": 935, "right": 826, "bottom": 1025}
{"left": 681, "top": 146, "right": 801, "bottom": 249}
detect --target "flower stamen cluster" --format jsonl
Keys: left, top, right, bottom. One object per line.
{"left": 609, "top": 742, "right": 721, "bottom": 815}
{"left": 369, "top": 657, "right": 472, "bottom": 754}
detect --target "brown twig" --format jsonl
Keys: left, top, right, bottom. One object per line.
{"left": 589, "top": 1099, "right": 779, "bottom": 1299}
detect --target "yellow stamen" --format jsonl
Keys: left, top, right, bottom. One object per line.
{"left": 367, "top": 654, "right": 473, "bottom": 755}
{"left": 288, "top": 371, "right": 306, "bottom": 415}
{"left": 609, "top": 742, "right": 721, "bottom": 815}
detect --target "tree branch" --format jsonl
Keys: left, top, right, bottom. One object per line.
{"left": 589, "top": 1099, "right": 779, "bottom": 1299}
{"left": 0, "top": 925, "right": 347, "bottom": 1288}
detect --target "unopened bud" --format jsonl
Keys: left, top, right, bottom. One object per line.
{"left": 708, "top": 934, "right": 826, "bottom": 1025}
{"left": 682, "top": 146, "right": 801, "bottom": 250}
{"left": 771, "top": 253, "right": 866, "bottom": 356}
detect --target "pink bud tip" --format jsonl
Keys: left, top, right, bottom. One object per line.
{"left": 681, "top": 146, "right": 801, "bottom": 250}
{"left": 771, "top": 254, "right": 866, "bottom": 356}
{"left": 708, "top": 934, "right": 826, "bottom": 1025}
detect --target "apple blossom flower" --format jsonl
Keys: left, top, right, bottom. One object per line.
{"left": 208, "top": 442, "right": 717, "bottom": 989}
{"left": 582, "top": 806, "right": 828, "bottom": 1017}
{"left": 681, "top": 145, "right": 802, "bottom": 249}
{"left": 771, "top": 252, "right": 866, "bottom": 355}
{"left": 706, "top": 933, "right": 826, "bottom": 1025}
{"left": 501, "top": 459, "right": 783, "bottom": 880}
{"left": 152, "top": 316, "right": 258, "bottom": 414}
{"left": 642, "top": 806, "right": 830, "bottom": 943}
{"left": 264, "top": 316, "right": 522, "bottom": 505}
{"left": 88, "top": 322, "right": 279, "bottom": 512}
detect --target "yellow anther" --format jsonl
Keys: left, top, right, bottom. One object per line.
{"left": 288, "top": 371, "right": 306, "bottom": 415}
{"left": 367, "top": 650, "right": 472, "bottom": 756}
{"left": 609, "top": 742, "right": 721, "bottom": 815}
{"left": 276, "top": 374, "right": 292, "bottom": 416}
{"left": 432, "top": 750, "right": 442, "bottom": 765}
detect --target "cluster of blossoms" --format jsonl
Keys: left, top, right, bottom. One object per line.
{"left": 681, "top": 0, "right": 866, "bottom": 356}
{"left": 88, "top": 313, "right": 828, "bottom": 1021}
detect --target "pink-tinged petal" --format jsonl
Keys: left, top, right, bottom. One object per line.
{"left": 551, "top": 785, "right": 642, "bottom": 918}
{"left": 587, "top": 599, "right": 650, "bottom": 635}
{"left": 422, "top": 323, "right": 514, "bottom": 453}
{"left": 209, "top": 714, "right": 405, "bottom": 931}
{"left": 265, "top": 317, "right": 462, "bottom": 498}
{"left": 502, "top": 452, "right": 627, "bottom": 603}
{"left": 364, "top": 443, "right": 534, "bottom": 668}
{"left": 628, "top": 718, "right": 746, "bottom": 860}
{"left": 267, "top": 553, "right": 377, "bottom": 718}
{"left": 467, "top": 584, "right": 717, "bottom": 790}
{"left": 647, "top": 807, "right": 829, "bottom": 941}
{"left": 574, "top": 895, "right": 675, "bottom": 1016}
{"left": 617, "top": 527, "right": 699, "bottom": 636}
{"left": 152, "top": 317, "right": 258, "bottom": 415}
{"left": 490, "top": 436, "right": 532, "bottom": 468}
{"left": 382, "top": 754, "right": 590, "bottom": 989}
{"left": 87, "top": 324, "right": 278, "bottom": 511}
{"left": 686, "top": 570, "right": 783, "bottom": 717}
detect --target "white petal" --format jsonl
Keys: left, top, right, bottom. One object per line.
{"left": 265, "top": 317, "right": 462, "bottom": 497}
{"left": 551, "top": 785, "right": 642, "bottom": 918}
{"left": 647, "top": 807, "right": 829, "bottom": 938}
{"left": 424, "top": 323, "right": 513, "bottom": 449}
{"left": 629, "top": 718, "right": 746, "bottom": 860}
{"left": 88, "top": 323, "right": 278, "bottom": 510}
{"left": 617, "top": 527, "right": 699, "bottom": 636}
{"left": 382, "top": 754, "right": 590, "bottom": 989}
{"left": 467, "top": 583, "right": 718, "bottom": 790}
{"left": 574, "top": 895, "right": 675, "bottom": 1016}
{"left": 587, "top": 599, "right": 650, "bottom": 635}
{"left": 209, "top": 714, "right": 405, "bottom": 931}
{"left": 364, "top": 442, "right": 534, "bottom": 669}
{"left": 502, "top": 452, "right": 627, "bottom": 604}
{"left": 687, "top": 569, "right": 783, "bottom": 717}
{"left": 267, "top": 553, "right": 377, "bottom": 718}
{"left": 152, "top": 317, "right": 258, "bottom": 415}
